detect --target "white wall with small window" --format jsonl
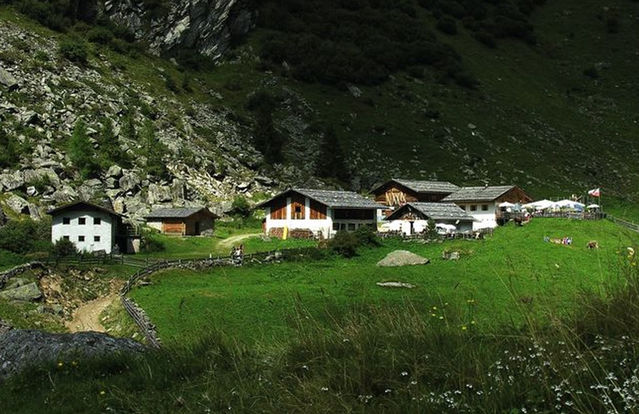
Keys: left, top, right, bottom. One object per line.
{"left": 51, "top": 210, "right": 117, "bottom": 253}
{"left": 454, "top": 202, "right": 498, "bottom": 230}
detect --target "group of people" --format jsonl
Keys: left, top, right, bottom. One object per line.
{"left": 230, "top": 244, "right": 244, "bottom": 265}
{"left": 544, "top": 236, "right": 573, "bottom": 245}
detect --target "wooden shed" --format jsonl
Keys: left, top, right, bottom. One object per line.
{"left": 145, "top": 207, "right": 218, "bottom": 236}
{"left": 370, "top": 179, "right": 460, "bottom": 208}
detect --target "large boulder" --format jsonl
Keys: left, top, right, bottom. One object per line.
{"left": 0, "top": 171, "right": 25, "bottom": 192}
{"left": 119, "top": 171, "right": 141, "bottom": 193}
{"left": 0, "top": 282, "right": 42, "bottom": 302}
{"left": 376, "top": 250, "right": 430, "bottom": 267}
{"left": 147, "top": 183, "right": 172, "bottom": 204}
{"left": 5, "top": 194, "right": 29, "bottom": 215}
{"left": 0, "top": 330, "right": 145, "bottom": 379}
{"left": 106, "top": 165, "right": 123, "bottom": 179}
{"left": 0, "top": 67, "right": 18, "bottom": 90}
{"left": 51, "top": 186, "right": 78, "bottom": 204}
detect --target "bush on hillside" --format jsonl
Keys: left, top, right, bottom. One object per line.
{"left": 59, "top": 39, "right": 89, "bottom": 64}
{"left": 67, "top": 119, "right": 99, "bottom": 179}
{"left": 436, "top": 16, "right": 458, "bottom": 35}
{"left": 0, "top": 218, "right": 51, "bottom": 255}
{"left": 141, "top": 233, "right": 165, "bottom": 254}
{"left": 0, "top": 129, "right": 20, "bottom": 169}
{"left": 50, "top": 238, "right": 78, "bottom": 259}
{"left": 86, "top": 26, "right": 114, "bottom": 45}
{"left": 231, "top": 196, "right": 252, "bottom": 218}
{"left": 328, "top": 231, "right": 359, "bottom": 258}
{"left": 353, "top": 226, "right": 381, "bottom": 247}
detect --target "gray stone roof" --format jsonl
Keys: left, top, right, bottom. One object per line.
{"left": 443, "top": 186, "right": 515, "bottom": 202}
{"left": 145, "top": 207, "right": 214, "bottom": 219}
{"left": 372, "top": 179, "right": 459, "bottom": 194}
{"left": 258, "top": 188, "right": 384, "bottom": 210}
{"left": 47, "top": 201, "right": 121, "bottom": 217}
{"left": 386, "top": 202, "right": 475, "bottom": 221}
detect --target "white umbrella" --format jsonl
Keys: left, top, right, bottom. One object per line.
{"left": 499, "top": 201, "right": 515, "bottom": 208}
{"left": 586, "top": 204, "right": 600, "bottom": 209}
{"left": 523, "top": 199, "right": 554, "bottom": 210}
{"left": 554, "top": 199, "right": 585, "bottom": 210}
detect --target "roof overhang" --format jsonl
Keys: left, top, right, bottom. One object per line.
{"left": 47, "top": 201, "right": 122, "bottom": 218}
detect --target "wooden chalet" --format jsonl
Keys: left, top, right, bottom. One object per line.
{"left": 371, "top": 179, "right": 460, "bottom": 208}
{"left": 258, "top": 188, "right": 384, "bottom": 239}
{"left": 384, "top": 202, "right": 475, "bottom": 235}
{"left": 145, "top": 207, "right": 218, "bottom": 236}
{"left": 442, "top": 185, "right": 532, "bottom": 230}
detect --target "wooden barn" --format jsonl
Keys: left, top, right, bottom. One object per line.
{"left": 443, "top": 185, "right": 532, "bottom": 230}
{"left": 145, "top": 207, "right": 218, "bottom": 236}
{"left": 384, "top": 202, "right": 475, "bottom": 235}
{"left": 371, "top": 179, "right": 460, "bottom": 208}
{"left": 258, "top": 188, "right": 384, "bottom": 239}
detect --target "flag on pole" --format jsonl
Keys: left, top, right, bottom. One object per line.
{"left": 588, "top": 188, "right": 601, "bottom": 197}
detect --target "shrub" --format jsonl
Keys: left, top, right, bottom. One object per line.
{"left": 353, "top": 226, "right": 381, "bottom": 247}
{"left": 50, "top": 238, "right": 78, "bottom": 259}
{"left": 86, "top": 27, "right": 114, "bottom": 45}
{"left": 59, "top": 39, "right": 88, "bottom": 64}
{"left": 328, "top": 231, "right": 359, "bottom": 258}
{"left": 0, "top": 218, "right": 51, "bottom": 255}
{"left": 141, "top": 230, "right": 165, "bottom": 253}
{"left": 67, "top": 119, "right": 99, "bottom": 179}
{"left": 583, "top": 66, "right": 599, "bottom": 79}
{"left": 0, "top": 129, "right": 20, "bottom": 169}
{"left": 231, "top": 196, "right": 252, "bottom": 218}
{"left": 436, "top": 16, "right": 458, "bottom": 35}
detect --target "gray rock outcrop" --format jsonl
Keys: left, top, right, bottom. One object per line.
{"left": 0, "top": 66, "right": 18, "bottom": 90}
{"left": 0, "top": 282, "right": 42, "bottom": 302}
{"left": 101, "top": 0, "right": 255, "bottom": 60}
{"left": 0, "top": 330, "right": 145, "bottom": 380}
{"left": 376, "top": 250, "right": 430, "bottom": 267}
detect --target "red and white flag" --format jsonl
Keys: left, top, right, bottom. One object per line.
{"left": 588, "top": 188, "right": 601, "bottom": 197}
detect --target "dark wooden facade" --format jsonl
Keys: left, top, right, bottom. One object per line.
{"left": 373, "top": 182, "right": 451, "bottom": 207}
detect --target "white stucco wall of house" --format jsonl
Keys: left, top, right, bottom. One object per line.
{"left": 456, "top": 202, "right": 498, "bottom": 230}
{"left": 51, "top": 210, "right": 117, "bottom": 253}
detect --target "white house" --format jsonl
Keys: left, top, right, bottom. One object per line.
{"left": 384, "top": 202, "right": 475, "bottom": 235}
{"left": 442, "top": 185, "right": 532, "bottom": 230}
{"left": 48, "top": 201, "right": 122, "bottom": 254}
{"left": 258, "top": 188, "right": 384, "bottom": 239}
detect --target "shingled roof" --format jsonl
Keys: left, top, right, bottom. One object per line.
{"left": 146, "top": 207, "right": 216, "bottom": 219}
{"left": 47, "top": 201, "right": 121, "bottom": 217}
{"left": 385, "top": 202, "right": 475, "bottom": 221}
{"left": 371, "top": 179, "right": 459, "bottom": 195}
{"left": 443, "top": 186, "right": 516, "bottom": 202}
{"left": 258, "top": 188, "right": 384, "bottom": 210}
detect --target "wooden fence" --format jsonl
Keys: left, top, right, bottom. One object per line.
{"left": 608, "top": 215, "right": 639, "bottom": 233}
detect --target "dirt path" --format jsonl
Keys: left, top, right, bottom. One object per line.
{"left": 218, "top": 233, "right": 262, "bottom": 251}
{"left": 66, "top": 294, "right": 118, "bottom": 333}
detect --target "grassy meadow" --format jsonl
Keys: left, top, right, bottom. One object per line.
{"left": 131, "top": 219, "right": 638, "bottom": 345}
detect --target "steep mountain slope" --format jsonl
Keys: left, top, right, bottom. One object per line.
{"left": 0, "top": 0, "right": 638, "bottom": 221}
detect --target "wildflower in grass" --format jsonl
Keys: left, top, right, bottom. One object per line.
{"left": 401, "top": 371, "right": 408, "bottom": 377}
{"left": 439, "top": 316, "right": 444, "bottom": 320}
{"left": 100, "top": 391, "right": 106, "bottom": 396}
{"left": 432, "top": 306, "right": 437, "bottom": 310}
{"left": 57, "top": 362, "right": 63, "bottom": 368}
{"left": 321, "top": 387, "right": 329, "bottom": 392}
{"left": 471, "top": 320, "right": 476, "bottom": 325}
{"left": 385, "top": 389, "right": 392, "bottom": 394}
{"left": 71, "top": 361, "right": 77, "bottom": 367}
{"left": 461, "top": 325, "right": 467, "bottom": 331}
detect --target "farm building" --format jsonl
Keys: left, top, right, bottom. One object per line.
{"left": 258, "top": 188, "right": 384, "bottom": 239}
{"left": 443, "top": 185, "right": 532, "bottom": 230}
{"left": 49, "top": 201, "right": 122, "bottom": 254}
{"left": 145, "top": 207, "right": 218, "bottom": 236}
{"left": 371, "top": 179, "right": 460, "bottom": 218}
{"left": 384, "top": 202, "right": 475, "bottom": 235}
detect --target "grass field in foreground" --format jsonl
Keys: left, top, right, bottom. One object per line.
{"left": 131, "top": 219, "right": 639, "bottom": 345}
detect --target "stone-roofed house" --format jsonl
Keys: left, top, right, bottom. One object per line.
{"left": 371, "top": 178, "right": 460, "bottom": 208}
{"left": 145, "top": 207, "right": 218, "bottom": 236}
{"left": 443, "top": 185, "right": 532, "bottom": 230}
{"left": 384, "top": 202, "right": 475, "bottom": 235}
{"left": 257, "top": 188, "right": 385, "bottom": 239}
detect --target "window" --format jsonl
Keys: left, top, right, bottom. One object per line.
{"left": 94, "top": 236, "right": 101, "bottom": 242}
{"left": 63, "top": 235, "right": 70, "bottom": 240}
{"left": 63, "top": 217, "right": 70, "bottom": 225}
{"left": 78, "top": 236, "right": 85, "bottom": 242}
{"left": 94, "top": 218, "right": 101, "bottom": 225}
{"left": 348, "top": 223, "right": 356, "bottom": 231}
{"left": 333, "top": 223, "right": 340, "bottom": 231}
{"left": 481, "top": 204, "right": 489, "bottom": 211}
{"left": 78, "top": 217, "right": 86, "bottom": 225}
{"left": 470, "top": 205, "right": 477, "bottom": 211}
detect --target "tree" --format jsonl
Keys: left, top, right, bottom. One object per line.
{"left": 97, "top": 118, "right": 131, "bottom": 168}
{"left": 316, "top": 126, "right": 349, "bottom": 182}
{"left": 141, "top": 120, "right": 169, "bottom": 180}
{"left": 253, "top": 108, "right": 284, "bottom": 164}
{"left": 51, "top": 238, "right": 78, "bottom": 260}
{"left": 232, "top": 196, "right": 252, "bottom": 218}
{"left": 0, "top": 129, "right": 19, "bottom": 169}
{"left": 68, "top": 119, "right": 98, "bottom": 179}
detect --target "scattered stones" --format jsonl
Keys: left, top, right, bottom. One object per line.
{"left": 376, "top": 250, "right": 430, "bottom": 267}
{"left": 376, "top": 281, "right": 416, "bottom": 289}
{"left": 0, "top": 66, "right": 18, "bottom": 90}
{"left": 442, "top": 251, "right": 461, "bottom": 260}
{"left": 5, "top": 194, "right": 29, "bottom": 215}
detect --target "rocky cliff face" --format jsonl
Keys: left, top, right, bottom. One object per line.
{"left": 101, "top": 0, "right": 255, "bottom": 59}
{"left": 0, "top": 16, "right": 272, "bottom": 221}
